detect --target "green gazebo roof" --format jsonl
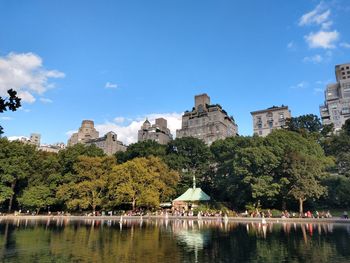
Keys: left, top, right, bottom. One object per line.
{"left": 173, "top": 187, "right": 211, "bottom": 202}
{"left": 173, "top": 176, "right": 211, "bottom": 202}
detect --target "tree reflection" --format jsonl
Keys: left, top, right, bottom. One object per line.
{"left": 0, "top": 219, "right": 349, "bottom": 262}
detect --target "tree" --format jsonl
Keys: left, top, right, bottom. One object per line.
{"left": 165, "top": 137, "right": 212, "bottom": 194}
{"left": 0, "top": 138, "right": 37, "bottom": 211}
{"left": 17, "top": 185, "right": 54, "bottom": 214}
{"left": 283, "top": 152, "right": 328, "bottom": 214}
{"left": 0, "top": 89, "right": 21, "bottom": 136}
{"left": 56, "top": 156, "right": 114, "bottom": 213}
{"left": 107, "top": 157, "right": 179, "bottom": 210}
{"left": 285, "top": 114, "right": 322, "bottom": 134}
{"left": 115, "top": 140, "right": 166, "bottom": 164}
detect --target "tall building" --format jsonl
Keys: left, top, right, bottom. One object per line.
{"left": 68, "top": 120, "right": 99, "bottom": 146}
{"left": 138, "top": 118, "right": 173, "bottom": 145}
{"left": 176, "top": 93, "right": 238, "bottom": 145}
{"left": 68, "top": 120, "right": 126, "bottom": 155}
{"left": 250, "top": 105, "right": 292, "bottom": 136}
{"left": 251, "top": 105, "right": 291, "bottom": 136}
{"left": 29, "top": 133, "right": 41, "bottom": 146}
{"left": 320, "top": 63, "right": 350, "bottom": 131}
{"left": 85, "top": 131, "right": 127, "bottom": 155}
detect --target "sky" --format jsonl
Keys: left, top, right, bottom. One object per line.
{"left": 0, "top": 0, "right": 349, "bottom": 145}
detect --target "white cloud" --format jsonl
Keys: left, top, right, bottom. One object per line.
{"left": 305, "top": 30, "right": 339, "bottom": 49}
{"left": 105, "top": 82, "right": 118, "bottom": 89}
{"left": 313, "top": 87, "right": 324, "bottom": 93}
{"left": 7, "top": 136, "right": 29, "bottom": 141}
{"left": 303, "top": 54, "right": 323, "bottom": 63}
{"left": 287, "top": 41, "right": 295, "bottom": 49}
{"left": 39, "top": 97, "right": 53, "bottom": 103}
{"left": 0, "top": 52, "right": 65, "bottom": 103}
{"left": 0, "top": 116, "right": 12, "bottom": 121}
{"left": 69, "top": 112, "right": 183, "bottom": 145}
{"left": 299, "top": 3, "right": 331, "bottom": 27}
{"left": 340, "top": 42, "right": 350, "bottom": 48}
{"left": 290, "top": 81, "right": 309, "bottom": 89}
{"left": 114, "top": 117, "right": 125, "bottom": 124}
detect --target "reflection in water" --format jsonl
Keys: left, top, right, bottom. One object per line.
{"left": 0, "top": 218, "right": 349, "bottom": 262}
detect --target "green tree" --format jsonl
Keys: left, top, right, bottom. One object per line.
{"left": 17, "top": 185, "right": 54, "bottom": 214}
{"left": 107, "top": 157, "right": 179, "bottom": 210}
{"left": 56, "top": 156, "right": 114, "bottom": 213}
{"left": 0, "top": 89, "right": 21, "bottom": 136}
{"left": 115, "top": 140, "right": 166, "bottom": 164}
{"left": 165, "top": 137, "right": 212, "bottom": 194}
{"left": 283, "top": 152, "right": 328, "bottom": 213}
{"left": 0, "top": 138, "right": 37, "bottom": 211}
{"left": 285, "top": 114, "right": 322, "bottom": 134}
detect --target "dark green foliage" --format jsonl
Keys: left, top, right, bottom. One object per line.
{"left": 285, "top": 114, "right": 322, "bottom": 134}
{"left": 115, "top": 140, "right": 166, "bottom": 164}
{"left": 0, "top": 89, "right": 21, "bottom": 135}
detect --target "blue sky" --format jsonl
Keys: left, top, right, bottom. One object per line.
{"left": 0, "top": 0, "right": 349, "bottom": 144}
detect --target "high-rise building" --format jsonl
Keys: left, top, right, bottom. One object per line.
{"left": 251, "top": 105, "right": 291, "bottom": 136}
{"left": 176, "top": 93, "right": 238, "bottom": 145}
{"left": 68, "top": 120, "right": 126, "bottom": 155}
{"left": 138, "top": 118, "right": 173, "bottom": 145}
{"left": 85, "top": 131, "right": 126, "bottom": 155}
{"left": 68, "top": 120, "right": 99, "bottom": 146}
{"left": 320, "top": 63, "right": 350, "bottom": 131}
{"left": 29, "top": 133, "right": 41, "bottom": 146}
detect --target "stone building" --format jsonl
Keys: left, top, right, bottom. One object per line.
{"left": 68, "top": 120, "right": 99, "bottom": 146}
{"left": 251, "top": 105, "right": 291, "bottom": 136}
{"left": 39, "top": 143, "right": 66, "bottom": 153}
{"left": 138, "top": 118, "right": 173, "bottom": 145}
{"left": 176, "top": 94, "right": 238, "bottom": 145}
{"left": 29, "top": 133, "right": 41, "bottom": 146}
{"left": 68, "top": 120, "right": 126, "bottom": 155}
{"left": 85, "top": 131, "right": 126, "bottom": 155}
{"left": 320, "top": 63, "right": 350, "bottom": 131}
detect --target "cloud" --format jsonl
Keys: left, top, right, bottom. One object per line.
{"left": 114, "top": 117, "right": 125, "bottom": 124}
{"left": 305, "top": 30, "right": 339, "bottom": 49}
{"left": 67, "top": 112, "right": 183, "bottom": 145}
{"left": 0, "top": 116, "right": 12, "bottom": 121}
{"left": 290, "top": 81, "right": 309, "bottom": 89}
{"left": 313, "top": 87, "right": 324, "bottom": 93}
{"left": 105, "top": 82, "right": 118, "bottom": 89}
{"left": 0, "top": 52, "right": 65, "bottom": 103}
{"left": 340, "top": 42, "right": 350, "bottom": 48}
{"left": 7, "top": 136, "right": 29, "bottom": 141}
{"left": 303, "top": 54, "right": 323, "bottom": 63}
{"left": 39, "top": 97, "right": 53, "bottom": 103}
{"left": 299, "top": 3, "right": 331, "bottom": 27}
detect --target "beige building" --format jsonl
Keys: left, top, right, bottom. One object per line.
{"left": 85, "top": 131, "right": 126, "bottom": 155}
{"left": 251, "top": 105, "right": 291, "bottom": 136}
{"left": 176, "top": 93, "right": 238, "bottom": 145}
{"left": 68, "top": 120, "right": 99, "bottom": 146}
{"left": 138, "top": 118, "right": 173, "bottom": 145}
{"left": 39, "top": 143, "right": 66, "bottom": 153}
{"left": 68, "top": 120, "right": 126, "bottom": 155}
{"left": 320, "top": 63, "right": 350, "bottom": 131}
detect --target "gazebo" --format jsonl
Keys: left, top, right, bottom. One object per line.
{"left": 172, "top": 176, "right": 211, "bottom": 210}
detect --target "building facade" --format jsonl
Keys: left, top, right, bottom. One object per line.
{"left": 176, "top": 94, "right": 238, "bottom": 145}
{"left": 68, "top": 120, "right": 99, "bottom": 146}
{"left": 251, "top": 105, "right": 291, "bottom": 136}
{"left": 68, "top": 120, "right": 126, "bottom": 155}
{"left": 138, "top": 118, "right": 173, "bottom": 145}
{"left": 85, "top": 131, "right": 127, "bottom": 155}
{"left": 320, "top": 63, "right": 350, "bottom": 131}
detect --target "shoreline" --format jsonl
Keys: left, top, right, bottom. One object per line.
{"left": 1, "top": 215, "right": 350, "bottom": 224}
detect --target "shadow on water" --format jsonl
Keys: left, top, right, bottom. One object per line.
{"left": 0, "top": 218, "right": 350, "bottom": 263}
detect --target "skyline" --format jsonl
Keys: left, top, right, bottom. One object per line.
{"left": 0, "top": 0, "right": 350, "bottom": 145}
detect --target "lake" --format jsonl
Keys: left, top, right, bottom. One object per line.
{"left": 0, "top": 218, "right": 349, "bottom": 262}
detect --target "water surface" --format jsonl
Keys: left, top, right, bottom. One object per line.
{"left": 0, "top": 218, "right": 349, "bottom": 262}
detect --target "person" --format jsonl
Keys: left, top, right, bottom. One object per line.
{"left": 343, "top": 211, "right": 348, "bottom": 219}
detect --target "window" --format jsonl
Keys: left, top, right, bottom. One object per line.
{"left": 258, "top": 123, "right": 262, "bottom": 129}
{"left": 268, "top": 121, "right": 273, "bottom": 128}
{"left": 259, "top": 131, "right": 262, "bottom": 135}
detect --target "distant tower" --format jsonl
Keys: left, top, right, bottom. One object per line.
{"left": 138, "top": 118, "right": 173, "bottom": 145}
{"left": 176, "top": 93, "right": 238, "bottom": 145}
{"left": 320, "top": 63, "right": 350, "bottom": 131}
{"left": 68, "top": 120, "right": 99, "bottom": 146}
{"left": 29, "top": 133, "right": 41, "bottom": 147}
